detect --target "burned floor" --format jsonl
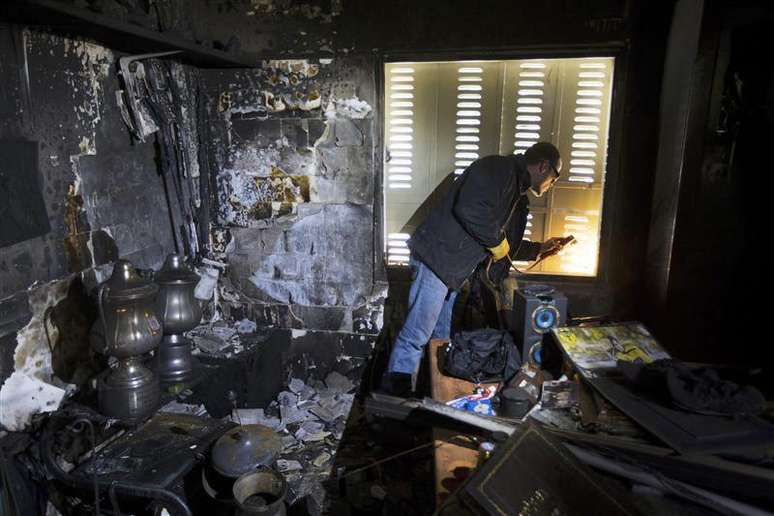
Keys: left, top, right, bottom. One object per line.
{"left": 1, "top": 1, "right": 773, "bottom": 515}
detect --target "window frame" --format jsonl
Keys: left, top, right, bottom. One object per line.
{"left": 376, "top": 45, "right": 628, "bottom": 291}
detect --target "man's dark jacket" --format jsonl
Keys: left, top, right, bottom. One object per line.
{"left": 410, "top": 154, "right": 541, "bottom": 290}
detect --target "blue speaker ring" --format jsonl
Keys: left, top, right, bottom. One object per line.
{"left": 528, "top": 342, "right": 543, "bottom": 366}
{"left": 531, "top": 305, "right": 560, "bottom": 334}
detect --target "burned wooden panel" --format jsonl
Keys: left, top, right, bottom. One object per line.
{"left": 0, "top": 141, "right": 50, "bottom": 248}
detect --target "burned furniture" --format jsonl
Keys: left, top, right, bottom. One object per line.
{"left": 366, "top": 322, "right": 774, "bottom": 515}
{"left": 41, "top": 409, "right": 235, "bottom": 515}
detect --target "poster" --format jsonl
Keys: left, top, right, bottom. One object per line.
{"left": 551, "top": 322, "right": 670, "bottom": 373}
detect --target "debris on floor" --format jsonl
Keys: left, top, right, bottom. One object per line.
{"left": 158, "top": 400, "right": 208, "bottom": 417}
{"left": 230, "top": 407, "right": 282, "bottom": 430}
{"left": 188, "top": 323, "right": 238, "bottom": 354}
{"left": 187, "top": 317, "right": 266, "bottom": 357}
{"left": 226, "top": 372, "right": 359, "bottom": 512}
{"left": 234, "top": 318, "right": 258, "bottom": 334}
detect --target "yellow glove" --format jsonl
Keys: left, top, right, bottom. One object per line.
{"left": 487, "top": 238, "right": 510, "bottom": 261}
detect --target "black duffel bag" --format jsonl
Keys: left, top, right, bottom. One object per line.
{"left": 443, "top": 329, "right": 521, "bottom": 384}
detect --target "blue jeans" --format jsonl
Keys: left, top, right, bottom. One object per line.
{"left": 387, "top": 257, "right": 458, "bottom": 375}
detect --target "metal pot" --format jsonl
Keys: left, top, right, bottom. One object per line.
{"left": 499, "top": 387, "right": 532, "bottom": 419}
{"left": 211, "top": 425, "right": 283, "bottom": 479}
{"left": 233, "top": 469, "right": 287, "bottom": 516}
{"left": 98, "top": 357, "right": 160, "bottom": 423}
{"left": 156, "top": 334, "right": 195, "bottom": 383}
{"left": 93, "top": 260, "right": 162, "bottom": 358}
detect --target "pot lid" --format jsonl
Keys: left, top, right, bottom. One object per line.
{"left": 156, "top": 254, "right": 200, "bottom": 285}
{"left": 211, "top": 424, "right": 282, "bottom": 478}
{"left": 103, "top": 260, "right": 158, "bottom": 301}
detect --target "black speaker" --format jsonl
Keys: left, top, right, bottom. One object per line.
{"left": 511, "top": 285, "right": 567, "bottom": 365}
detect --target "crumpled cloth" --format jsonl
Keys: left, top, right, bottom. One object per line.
{"left": 618, "top": 359, "right": 765, "bottom": 416}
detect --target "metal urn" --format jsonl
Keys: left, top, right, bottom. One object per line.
{"left": 92, "top": 260, "right": 162, "bottom": 423}
{"left": 155, "top": 254, "right": 201, "bottom": 383}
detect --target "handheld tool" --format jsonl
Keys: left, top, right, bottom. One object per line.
{"left": 525, "top": 235, "right": 576, "bottom": 271}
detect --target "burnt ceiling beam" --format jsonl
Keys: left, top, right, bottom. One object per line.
{"left": 0, "top": 0, "right": 259, "bottom": 68}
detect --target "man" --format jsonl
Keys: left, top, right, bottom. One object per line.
{"left": 383, "top": 142, "right": 564, "bottom": 396}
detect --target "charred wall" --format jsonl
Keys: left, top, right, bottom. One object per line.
{"left": 0, "top": 0, "right": 681, "bottom": 425}
{"left": 0, "top": 25, "right": 181, "bottom": 428}
{"left": 644, "top": 1, "right": 771, "bottom": 363}
{"left": 190, "top": 0, "right": 673, "bottom": 325}
{"left": 67, "top": 0, "right": 673, "bottom": 335}
{"left": 201, "top": 56, "right": 386, "bottom": 344}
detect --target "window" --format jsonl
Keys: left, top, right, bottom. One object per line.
{"left": 384, "top": 57, "right": 614, "bottom": 276}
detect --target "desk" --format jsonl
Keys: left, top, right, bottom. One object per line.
{"left": 427, "top": 339, "right": 500, "bottom": 508}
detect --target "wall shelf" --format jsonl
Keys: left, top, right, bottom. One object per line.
{"left": 1, "top": 0, "right": 259, "bottom": 68}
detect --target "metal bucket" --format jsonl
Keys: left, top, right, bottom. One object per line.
{"left": 232, "top": 469, "right": 287, "bottom": 515}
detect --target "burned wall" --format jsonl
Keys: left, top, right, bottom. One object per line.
{"left": 645, "top": 2, "right": 771, "bottom": 363}
{"left": 0, "top": 0, "right": 679, "bottom": 422}
{"left": 202, "top": 56, "right": 386, "bottom": 339}
{"left": 0, "top": 26, "right": 180, "bottom": 429}
{"left": 189, "top": 0, "right": 672, "bottom": 325}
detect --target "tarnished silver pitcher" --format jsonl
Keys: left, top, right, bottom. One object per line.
{"left": 91, "top": 259, "right": 162, "bottom": 423}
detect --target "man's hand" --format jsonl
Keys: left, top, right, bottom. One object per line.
{"left": 539, "top": 237, "right": 566, "bottom": 255}
{"left": 488, "top": 237, "right": 510, "bottom": 261}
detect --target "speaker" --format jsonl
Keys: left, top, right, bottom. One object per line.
{"left": 511, "top": 285, "right": 567, "bottom": 365}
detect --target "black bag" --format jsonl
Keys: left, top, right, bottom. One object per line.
{"left": 443, "top": 329, "right": 521, "bottom": 384}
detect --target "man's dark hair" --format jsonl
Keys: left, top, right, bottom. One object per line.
{"left": 524, "top": 142, "right": 561, "bottom": 171}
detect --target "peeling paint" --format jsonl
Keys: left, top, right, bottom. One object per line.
{"left": 219, "top": 125, "right": 314, "bottom": 225}
{"left": 172, "top": 64, "right": 202, "bottom": 183}
{"left": 325, "top": 96, "right": 372, "bottom": 119}
{"left": 78, "top": 136, "right": 95, "bottom": 155}
{"left": 206, "top": 55, "right": 381, "bottom": 333}
{"left": 246, "top": 1, "right": 332, "bottom": 21}
{"left": 219, "top": 163, "right": 311, "bottom": 225}
{"left": 262, "top": 89, "right": 321, "bottom": 113}
{"left": 27, "top": 30, "right": 113, "bottom": 157}
{"left": 64, "top": 182, "right": 85, "bottom": 237}
{"left": 0, "top": 372, "right": 67, "bottom": 431}
{"left": 0, "top": 278, "right": 73, "bottom": 431}
{"left": 1, "top": 24, "right": 184, "bottom": 418}
{"left": 263, "top": 60, "right": 320, "bottom": 77}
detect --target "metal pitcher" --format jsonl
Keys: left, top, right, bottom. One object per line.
{"left": 92, "top": 259, "right": 162, "bottom": 423}
{"left": 93, "top": 260, "right": 162, "bottom": 357}
{"left": 155, "top": 254, "right": 201, "bottom": 383}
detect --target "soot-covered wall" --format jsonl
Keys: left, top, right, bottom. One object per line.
{"left": 645, "top": 0, "right": 771, "bottom": 364}
{"left": 0, "top": 26, "right": 182, "bottom": 429}
{"left": 202, "top": 57, "right": 386, "bottom": 336}
{"left": 125, "top": 0, "right": 672, "bottom": 348}
{"left": 191, "top": 0, "right": 673, "bottom": 327}
{"left": 0, "top": 0, "right": 679, "bottom": 429}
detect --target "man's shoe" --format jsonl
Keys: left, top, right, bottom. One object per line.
{"left": 379, "top": 372, "right": 413, "bottom": 397}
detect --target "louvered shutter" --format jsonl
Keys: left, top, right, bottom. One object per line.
{"left": 385, "top": 57, "right": 614, "bottom": 275}
{"left": 499, "top": 59, "right": 560, "bottom": 271}
{"left": 547, "top": 58, "right": 614, "bottom": 276}
{"left": 384, "top": 66, "right": 415, "bottom": 264}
